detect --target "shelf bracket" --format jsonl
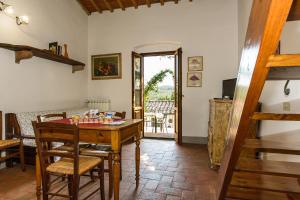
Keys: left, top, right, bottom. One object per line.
{"left": 15, "top": 50, "right": 33, "bottom": 64}
{"left": 72, "top": 65, "right": 84, "bottom": 73}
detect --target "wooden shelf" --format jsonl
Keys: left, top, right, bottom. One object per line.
{"left": 0, "top": 43, "right": 85, "bottom": 73}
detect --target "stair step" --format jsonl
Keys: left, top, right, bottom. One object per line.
{"left": 236, "top": 158, "right": 300, "bottom": 177}
{"left": 267, "top": 54, "right": 300, "bottom": 68}
{"left": 227, "top": 186, "right": 300, "bottom": 200}
{"left": 268, "top": 67, "right": 300, "bottom": 80}
{"left": 251, "top": 112, "right": 300, "bottom": 121}
{"left": 267, "top": 54, "right": 300, "bottom": 80}
{"left": 231, "top": 171, "right": 300, "bottom": 194}
{"left": 243, "top": 139, "right": 300, "bottom": 155}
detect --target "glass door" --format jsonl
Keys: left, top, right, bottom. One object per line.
{"left": 174, "top": 48, "right": 182, "bottom": 144}
{"left": 132, "top": 52, "right": 144, "bottom": 126}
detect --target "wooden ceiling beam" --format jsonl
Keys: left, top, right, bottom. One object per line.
{"left": 103, "top": 0, "right": 113, "bottom": 12}
{"left": 117, "top": 0, "right": 125, "bottom": 10}
{"left": 130, "top": 0, "right": 138, "bottom": 9}
{"left": 160, "top": 0, "right": 164, "bottom": 6}
{"left": 76, "top": 0, "right": 91, "bottom": 15}
{"left": 90, "top": 0, "right": 102, "bottom": 13}
{"left": 146, "top": 0, "right": 151, "bottom": 7}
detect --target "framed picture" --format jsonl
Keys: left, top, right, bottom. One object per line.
{"left": 92, "top": 53, "right": 122, "bottom": 80}
{"left": 188, "top": 56, "right": 203, "bottom": 71}
{"left": 187, "top": 71, "right": 202, "bottom": 87}
{"left": 49, "top": 42, "right": 58, "bottom": 54}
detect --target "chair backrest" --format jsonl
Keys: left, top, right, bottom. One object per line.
{"left": 37, "top": 112, "right": 67, "bottom": 123}
{"left": 32, "top": 121, "right": 79, "bottom": 174}
{"left": 115, "top": 111, "right": 126, "bottom": 119}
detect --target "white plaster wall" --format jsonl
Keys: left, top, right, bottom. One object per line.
{"left": 88, "top": 0, "right": 239, "bottom": 138}
{"left": 0, "top": 0, "right": 88, "bottom": 138}
{"left": 237, "top": 0, "right": 252, "bottom": 62}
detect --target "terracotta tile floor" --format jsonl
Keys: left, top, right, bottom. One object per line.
{"left": 0, "top": 139, "right": 218, "bottom": 200}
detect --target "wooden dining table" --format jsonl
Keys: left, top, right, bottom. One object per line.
{"left": 35, "top": 119, "right": 143, "bottom": 200}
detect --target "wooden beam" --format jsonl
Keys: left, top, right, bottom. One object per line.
{"left": 174, "top": 0, "right": 179, "bottom": 4}
{"left": 146, "top": 0, "right": 151, "bottom": 7}
{"left": 130, "top": 0, "right": 138, "bottom": 9}
{"left": 117, "top": 0, "right": 125, "bottom": 10}
{"left": 76, "top": 0, "right": 91, "bottom": 15}
{"left": 160, "top": 0, "right": 164, "bottom": 6}
{"left": 103, "top": 0, "right": 113, "bottom": 12}
{"left": 90, "top": 0, "right": 102, "bottom": 13}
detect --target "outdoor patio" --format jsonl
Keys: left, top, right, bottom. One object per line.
{"left": 144, "top": 100, "right": 175, "bottom": 138}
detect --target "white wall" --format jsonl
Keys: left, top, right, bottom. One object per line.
{"left": 88, "top": 0, "right": 239, "bottom": 139}
{"left": 0, "top": 0, "right": 88, "bottom": 137}
{"left": 237, "top": 0, "right": 300, "bottom": 161}
{"left": 237, "top": 0, "right": 252, "bottom": 62}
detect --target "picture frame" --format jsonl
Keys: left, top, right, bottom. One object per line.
{"left": 91, "top": 53, "right": 122, "bottom": 80}
{"left": 187, "top": 71, "right": 202, "bottom": 87}
{"left": 49, "top": 42, "right": 58, "bottom": 55}
{"left": 188, "top": 56, "right": 203, "bottom": 71}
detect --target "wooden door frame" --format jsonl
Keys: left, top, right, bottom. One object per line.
{"left": 132, "top": 50, "right": 182, "bottom": 144}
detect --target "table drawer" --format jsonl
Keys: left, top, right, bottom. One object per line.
{"left": 121, "top": 125, "right": 139, "bottom": 142}
{"left": 80, "top": 129, "right": 111, "bottom": 144}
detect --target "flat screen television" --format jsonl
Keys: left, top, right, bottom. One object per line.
{"left": 222, "top": 78, "right": 237, "bottom": 99}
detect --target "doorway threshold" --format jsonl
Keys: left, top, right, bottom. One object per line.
{"left": 144, "top": 132, "right": 174, "bottom": 139}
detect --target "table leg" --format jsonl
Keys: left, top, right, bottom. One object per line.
{"left": 111, "top": 130, "right": 121, "bottom": 200}
{"left": 35, "top": 150, "right": 41, "bottom": 200}
{"left": 113, "top": 152, "right": 120, "bottom": 200}
{"left": 136, "top": 122, "right": 141, "bottom": 186}
{"left": 155, "top": 116, "right": 157, "bottom": 133}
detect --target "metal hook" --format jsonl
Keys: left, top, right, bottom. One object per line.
{"left": 284, "top": 80, "right": 290, "bottom": 96}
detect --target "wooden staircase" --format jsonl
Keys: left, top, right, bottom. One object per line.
{"left": 216, "top": 0, "right": 300, "bottom": 199}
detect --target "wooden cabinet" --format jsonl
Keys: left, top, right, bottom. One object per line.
{"left": 208, "top": 99, "right": 232, "bottom": 168}
{"left": 208, "top": 99, "right": 260, "bottom": 168}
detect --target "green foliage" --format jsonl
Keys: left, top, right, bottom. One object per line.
{"left": 144, "top": 69, "right": 174, "bottom": 102}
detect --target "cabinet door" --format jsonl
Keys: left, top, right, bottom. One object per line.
{"left": 208, "top": 125, "right": 214, "bottom": 165}
{"left": 212, "top": 102, "right": 232, "bottom": 165}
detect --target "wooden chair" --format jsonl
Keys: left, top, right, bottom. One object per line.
{"left": 81, "top": 111, "right": 126, "bottom": 198}
{"left": 114, "top": 111, "right": 126, "bottom": 119}
{"left": 0, "top": 111, "right": 25, "bottom": 171}
{"left": 37, "top": 112, "right": 67, "bottom": 123}
{"left": 32, "top": 121, "right": 105, "bottom": 200}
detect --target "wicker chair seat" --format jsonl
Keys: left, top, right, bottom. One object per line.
{"left": 46, "top": 156, "right": 102, "bottom": 175}
{"left": 0, "top": 139, "right": 20, "bottom": 150}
